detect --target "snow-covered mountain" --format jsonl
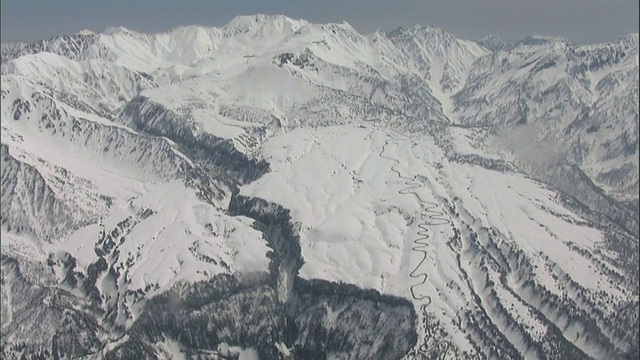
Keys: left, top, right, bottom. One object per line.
{"left": 1, "top": 14, "right": 638, "bottom": 359}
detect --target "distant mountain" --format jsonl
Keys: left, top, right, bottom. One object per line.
{"left": 1, "top": 14, "right": 638, "bottom": 359}
{"left": 476, "top": 34, "right": 517, "bottom": 52}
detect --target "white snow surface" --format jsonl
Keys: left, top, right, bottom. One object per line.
{"left": 1, "top": 15, "right": 637, "bottom": 359}
{"left": 241, "top": 125, "right": 630, "bottom": 353}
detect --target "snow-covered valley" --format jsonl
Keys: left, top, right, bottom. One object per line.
{"left": 1, "top": 14, "right": 638, "bottom": 359}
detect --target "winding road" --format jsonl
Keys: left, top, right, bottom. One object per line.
{"left": 378, "top": 131, "right": 453, "bottom": 359}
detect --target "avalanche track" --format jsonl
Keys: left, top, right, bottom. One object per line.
{"left": 379, "top": 131, "right": 453, "bottom": 358}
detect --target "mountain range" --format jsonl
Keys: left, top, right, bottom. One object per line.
{"left": 1, "top": 14, "right": 638, "bottom": 359}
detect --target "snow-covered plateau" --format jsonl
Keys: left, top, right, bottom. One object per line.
{"left": 0, "top": 14, "right": 638, "bottom": 359}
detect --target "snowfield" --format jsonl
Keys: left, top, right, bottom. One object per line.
{"left": 241, "top": 125, "right": 631, "bottom": 355}
{"left": 1, "top": 14, "right": 637, "bottom": 360}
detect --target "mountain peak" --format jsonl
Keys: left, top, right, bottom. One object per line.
{"left": 618, "top": 33, "right": 639, "bottom": 47}
{"left": 76, "top": 29, "right": 95, "bottom": 36}
{"left": 223, "top": 14, "right": 308, "bottom": 34}
{"left": 387, "top": 24, "right": 446, "bottom": 38}
{"left": 515, "top": 35, "right": 571, "bottom": 48}
{"left": 102, "top": 26, "right": 136, "bottom": 36}
{"left": 476, "top": 34, "right": 516, "bottom": 52}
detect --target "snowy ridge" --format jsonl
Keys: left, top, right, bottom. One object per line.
{"left": 241, "top": 125, "right": 636, "bottom": 359}
{"left": 1, "top": 14, "right": 638, "bottom": 359}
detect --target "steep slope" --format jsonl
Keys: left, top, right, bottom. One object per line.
{"left": 456, "top": 34, "right": 639, "bottom": 205}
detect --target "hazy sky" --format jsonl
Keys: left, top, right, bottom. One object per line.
{"left": 1, "top": 0, "right": 638, "bottom": 44}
